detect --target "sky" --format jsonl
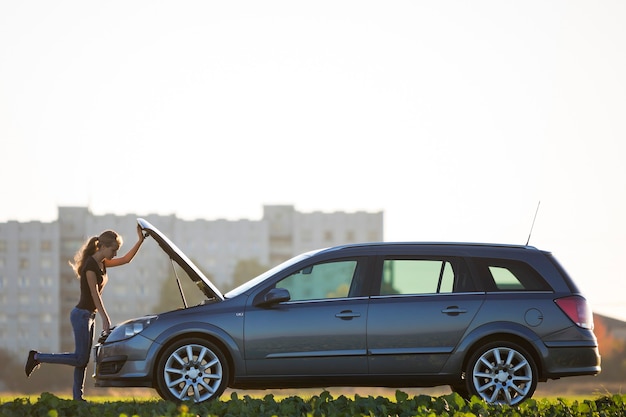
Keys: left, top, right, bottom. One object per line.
{"left": 1, "top": 1, "right": 625, "bottom": 321}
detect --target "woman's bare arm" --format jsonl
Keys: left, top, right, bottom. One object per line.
{"left": 105, "top": 225, "right": 145, "bottom": 268}
{"left": 86, "top": 270, "right": 111, "bottom": 332}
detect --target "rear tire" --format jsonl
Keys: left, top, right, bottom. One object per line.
{"left": 450, "top": 383, "right": 470, "bottom": 399}
{"left": 465, "top": 341, "right": 537, "bottom": 405}
{"left": 155, "top": 338, "right": 229, "bottom": 403}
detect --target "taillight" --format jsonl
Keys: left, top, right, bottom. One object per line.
{"left": 555, "top": 296, "right": 594, "bottom": 330}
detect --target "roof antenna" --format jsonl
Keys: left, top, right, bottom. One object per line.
{"left": 526, "top": 201, "right": 541, "bottom": 246}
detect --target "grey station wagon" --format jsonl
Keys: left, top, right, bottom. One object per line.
{"left": 94, "top": 219, "right": 600, "bottom": 405}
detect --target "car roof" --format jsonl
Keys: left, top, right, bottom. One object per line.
{"left": 314, "top": 242, "right": 549, "bottom": 258}
{"left": 322, "top": 241, "right": 540, "bottom": 251}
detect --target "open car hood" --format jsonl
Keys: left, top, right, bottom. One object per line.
{"left": 138, "top": 218, "right": 224, "bottom": 302}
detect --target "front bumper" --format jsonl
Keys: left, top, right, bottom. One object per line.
{"left": 93, "top": 333, "right": 159, "bottom": 388}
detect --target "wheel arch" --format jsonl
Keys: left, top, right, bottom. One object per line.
{"left": 462, "top": 334, "right": 545, "bottom": 381}
{"left": 446, "top": 322, "right": 549, "bottom": 382}
{"left": 150, "top": 323, "right": 243, "bottom": 388}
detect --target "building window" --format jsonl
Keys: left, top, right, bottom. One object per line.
{"left": 324, "top": 230, "right": 333, "bottom": 242}
{"left": 41, "top": 257, "right": 52, "bottom": 269}
{"left": 0, "top": 241, "right": 6, "bottom": 252}
{"left": 41, "top": 240, "right": 53, "bottom": 251}
{"left": 19, "top": 241, "right": 30, "bottom": 252}
{"left": 17, "top": 328, "right": 27, "bottom": 339}
{"left": 18, "top": 276, "right": 29, "bottom": 288}
{"left": 20, "top": 258, "right": 29, "bottom": 269}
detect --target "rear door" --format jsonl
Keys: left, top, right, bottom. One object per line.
{"left": 367, "top": 255, "right": 485, "bottom": 374}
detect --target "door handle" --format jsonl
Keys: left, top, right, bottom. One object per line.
{"left": 335, "top": 310, "right": 361, "bottom": 320}
{"left": 441, "top": 306, "right": 467, "bottom": 316}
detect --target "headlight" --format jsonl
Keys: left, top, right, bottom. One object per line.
{"left": 105, "top": 316, "right": 157, "bottom": 343}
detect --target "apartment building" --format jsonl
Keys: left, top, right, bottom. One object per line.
{"left": 0, "top": 220, "right": 61, "bottom": 356}
{"left": 0, "top": 205, "right": 383, "bottom": 355}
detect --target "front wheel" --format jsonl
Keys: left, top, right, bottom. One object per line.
{"left": 155, "top": 338, "right": 229, "bottom": 403}
{"left": 465, "top": 341, "right": 537, "bottom": 405}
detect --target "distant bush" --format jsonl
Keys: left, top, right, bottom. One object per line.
{"left": 594, "top": 315, "right": 626, "bottom": 381}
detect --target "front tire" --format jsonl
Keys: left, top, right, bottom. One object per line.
{"left": 155, "top": 338, "right": 229, "bottom": 403}
{"left": 465, "top": 341, "right": 537, "bottom": 405}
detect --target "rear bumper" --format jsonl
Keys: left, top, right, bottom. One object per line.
{"left": 542, "top": 344, "right": 601, "bottom": 379}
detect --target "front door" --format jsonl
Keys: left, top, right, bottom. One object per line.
{"left": 244, "top": 258, "right": 369, "bottom": 376}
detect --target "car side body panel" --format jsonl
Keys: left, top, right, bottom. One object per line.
{"left": 367, "top": 293, "right": 485, "bottom": 374}
{"left": 94, "top": 221, "right": 601, "bottom": 404}
{"left": 243, "top": 297, "right": 369, "bottom": 376}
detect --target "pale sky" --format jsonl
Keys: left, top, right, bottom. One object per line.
{"left": 1, "top": 1, "right": 625, "bottom": 320}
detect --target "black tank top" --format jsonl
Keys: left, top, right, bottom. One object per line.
{"left": 75, "top": 256, "right": 105, "bottom": 312}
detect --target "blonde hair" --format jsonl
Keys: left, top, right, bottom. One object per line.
{"left": 69, "top": 230, "right": 123, "bottom": 278}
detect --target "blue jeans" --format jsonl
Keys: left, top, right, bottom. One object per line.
{"left": 37, "top": 307, "right": 96, "bottom": 400}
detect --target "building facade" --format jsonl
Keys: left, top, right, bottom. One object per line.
{"left": 0, "top": 205, "right": 383, "bottom": 355}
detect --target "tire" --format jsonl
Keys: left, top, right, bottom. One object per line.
{"left": 465, "top": 341, "right": 537, "bottom": 405}
{"left": 155, "top": 338, "right": 229, "bottom": 403}
{"left": 450, "top": 383, "right": 470, "bottom": 399}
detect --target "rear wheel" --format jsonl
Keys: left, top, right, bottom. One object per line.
{"left": 155, "top": 338, "right": 229, "bottom": 403}
{"left": 465, "top": 341, "right": 537, "bottom": 405}
{"left": 450, "top": 383, "right": 470, "bottom": 399}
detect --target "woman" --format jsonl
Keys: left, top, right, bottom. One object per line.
{"left": 25, "top": 225, "right": 146, "bottom": 401}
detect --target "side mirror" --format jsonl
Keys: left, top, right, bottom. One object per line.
{"left": 257, "top": 288, "right": 290, "bottom": 307}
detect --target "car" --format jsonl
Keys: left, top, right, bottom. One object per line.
{"left": 94, "top": 218, "right": 600, "bottom": 405}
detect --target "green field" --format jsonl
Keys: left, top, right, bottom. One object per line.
{"left": 2, "top": 390, "right": 625, "bottom": 417}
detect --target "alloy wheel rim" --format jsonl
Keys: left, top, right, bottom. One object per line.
{"left": 163, "top": 344, "right": 223, "bottom": 402}
{"left": 472, "top": 346, "right": 533, "bottom": 405}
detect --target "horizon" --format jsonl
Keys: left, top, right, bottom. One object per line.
{"left": 1, "top": 204, "right": 625, "bottom": 323}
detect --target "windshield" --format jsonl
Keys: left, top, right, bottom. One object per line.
{"left": 224, "top": 250, "right": 320, "bottom": 298}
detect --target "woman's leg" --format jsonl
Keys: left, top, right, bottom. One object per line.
{"left": 37, "top": 308, "right": 93, "bottom": 367}
{"left": 36, "top": 308, "right": 94, "bottom": 399}
{"left": 72, "top": 311, "right": 95, "bottom": 400}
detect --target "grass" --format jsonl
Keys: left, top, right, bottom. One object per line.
{"left": 2, "top": 377, "right": 622, "bottom": 404}
{"left": 0, "top": 390, "right": 612, "bottom": 405}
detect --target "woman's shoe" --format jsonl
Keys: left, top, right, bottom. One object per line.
{"left": 25, "top": 350, "right": 40, "bottom": 377}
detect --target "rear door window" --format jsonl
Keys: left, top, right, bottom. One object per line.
{"left": 380, "top": 257, "right": 475, "bottom": 295}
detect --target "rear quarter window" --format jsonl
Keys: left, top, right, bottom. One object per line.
{"left": 471, "top": 258, "right": 552, "bottom": 292}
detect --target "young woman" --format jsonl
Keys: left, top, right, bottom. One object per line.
{"left": 25, "top": 226, "right": 146, "bottom": 401}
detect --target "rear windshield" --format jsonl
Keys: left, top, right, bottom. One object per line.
{"left": 470, "top": 258, "right": 552, "bottom": 292}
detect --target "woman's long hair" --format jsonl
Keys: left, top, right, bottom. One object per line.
{"left": 69, "top": 230, "right": 122, "bottom": 278}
